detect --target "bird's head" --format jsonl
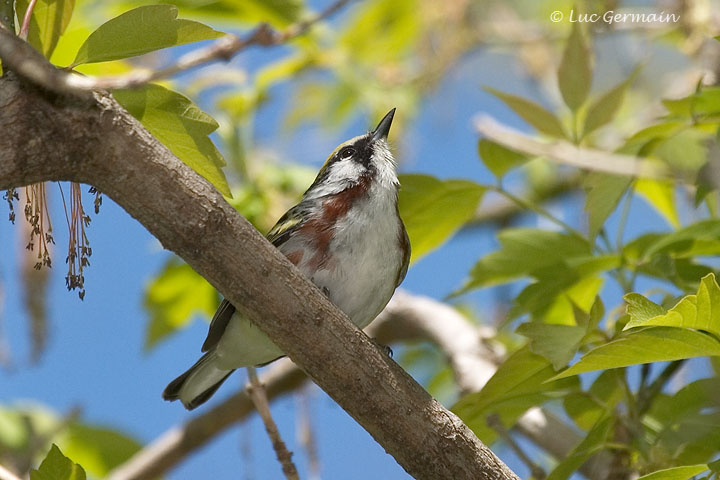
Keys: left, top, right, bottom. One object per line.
{"left": 304, "top": 109, "right": 398, "bottom": 199}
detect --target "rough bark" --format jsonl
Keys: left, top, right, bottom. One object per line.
{"left": 0, "top": 32, "right": 519, "bottom": 480}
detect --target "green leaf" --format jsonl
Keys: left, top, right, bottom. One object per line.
{"left": 0, "top": 404, "right": 60, "bottom": 450}
{"left": 516, "top": 323, "right": 586, "bottom": 369}
{"left": 61, "top": 425, "right": 141, "bottom": 478}
{"left": 398, "top": 174, "right": 486, "bottom": 262}
{"left": 557, "top": 22, "right": 592, "bottom": 112}
{"left": 16, "top": 0, "right": 74, "bottom": 58}
{"left": 635, "top": 178, "right": 680, "bottom": 228}
{"left": 340, "top": 0, "right": 420, "bottom": 63}
{"left": 114, "top": 84, "right": 231, "bottom": 197}
{"left": 650, "top": 377, "right": 720, "bottom": 427}
{"left": 452, "top": 347, "right": 578, "bottom": 443}
{"left": 654, "top": 129, "right": 711, "bottom": 173}
{"left": 485, "top": 87, "right": 568, "bottom": 139}
{"left": 508, "top": 256, "right": 613, "bottom": 325}
{"left": 631, "top": 219, "right": 720, "bottom": 260}
{"left": 546, "top": 416, "right": 613, "bottom": 480}
{"left": 477, "top": 139, "right": 529, "bottom": 179}
{"left": 169, "top": 0, "right": 303, "bottom": 27}
{"left": 462, "top": 228, "right": 591, "bottom": 291}
{"left": 563, "top": 370, "right": 622, "bottom": 430}
{"left": 143, "top": 259, "right": 218, "bottom": 350}
{"left": 635, "top": 465, "right": 709, "bottom": 480}
{"left": 31, "top": 444, "right": 86, "bottom": 480}
{"left": 624, "top": 293, "right": 666, "bottom": 323}
{"left": 583, "top": 71, "right": 636, "bottom": 137}
{"left": 583, "top": 172, "right": 632, "bottom": 239}
{"left": 72, "top": 5, "right": 225, "bottom": 65}
{"left": 662, "top": 86, "right": 720, "bottom": 120}
{"left": 624, "top": 273, "right": 720, "bottom": 337}
{"left": 552, "top": 327, "right": 720, "bottom": 380}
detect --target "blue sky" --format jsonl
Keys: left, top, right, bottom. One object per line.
{"left": 0, "top": 3, "right": 699, "bottom": 478}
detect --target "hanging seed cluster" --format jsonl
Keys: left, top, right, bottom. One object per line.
{"left": 24, "top": 184, "right": 55, "bottom": 270}
{"left": 61, "top": 182, "right": 92, "bottom": 300}
{"left": 3, "top": 188, "right": 18, "bottom": 223}
{"left": 3, "top": 182, "right": 102, "bottom": 300}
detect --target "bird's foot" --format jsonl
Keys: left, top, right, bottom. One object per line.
{"left": 371, "top": 338, "right": 393, "bottom": 358}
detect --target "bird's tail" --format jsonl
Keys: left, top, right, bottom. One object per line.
{"left": 162, "top": 350, "right": 234, "bottom": 410}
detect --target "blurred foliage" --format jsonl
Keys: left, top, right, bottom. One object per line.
{"left": 0, "top": 403, "right": 140, "bottom": 478}
{"left": 5, "top": 0, "right": 720, "bottom": 478}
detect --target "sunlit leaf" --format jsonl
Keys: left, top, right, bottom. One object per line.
{"left": 624, "top": 273, "right": 720, "bottom": 337}
{"left": 509, "top": 265, "right": 612, "bottom": 324}
{"left": 546, "top": 416, "right": 612, "bottom": 480}
{"left": 163, "top": 0, "right": 304, "bottom": 27}
{"left": 485, "top": 87, "right": 568, "bottom": 139}
{"left": 114, "top": 84, "right": 231, "bottom": 197}
{"left": 477, "top": 139, "right": 529, "bottom": 180}
{"left": 62, "top": 425, "right": 141, "bottom": 478}
{"left": 583, "top": 172, "right": 632, "bottom": 239}
{"left": 340, "top": 0, "right": 420, "bottom": 62}
{"left": 624, "top": 293, "right": 666, "bottom": 323}
{"left": 72, "top": 5, "right": 225, "bottom": 65}
{"left": 583, "top": 71, "right": 636, "bottom": 137}
{"left": 516, "top": 323, "right": 586, "bottom": 369}
{"left": 542, "top": 275, "right": 605, "bottom": 325}
{"left": 398, "top": 174, "right": 486, "bottom": 262}
{"left": 143, "top": 259, "right": 218, "bottom": 350}
{"left": 557, "top": 21, "right": 592, "bottom": 112}
{"left": 16, "top": 0, "right": 74, "bottom": 58}
{"left": 635, "top": 178, "right": 680, "bottom": 228}
{"left": 461, "top": 229, "right": 590, "bottom": 291}
{"left": 552, "top": 327, "right": 720, "bottom": 380}
{"left": 635, "top": 465, "right": 709, "bottom": 480}
{"left": 31, "top": 444, "right": 86, "bottom": 480}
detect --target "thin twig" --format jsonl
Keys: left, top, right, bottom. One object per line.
{"left": 474, "top": 115, "right": 670, "bottom": 180}
{"left": 487, "top": 414, "right": 546, "bottom": 480}
{"left": 18, "top": 0, "right": 39, "bottom": 40}
{"left": 247, "top": 367, "right": 300, "bottom": 480}
{"left": 63, "top": 0, "right": 353, "bottom": 91}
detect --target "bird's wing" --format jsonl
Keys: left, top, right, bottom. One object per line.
{"left": 201, "top": 298, "right": 235, "bottom": 352}
{"left": 265, "top": 203, "right": 313, "bottom": 247}
{"left": 396, "top": 225, "right": 411, "bottom": 287}
{"left": 200, "top": 203, "right": 313, "bottom": 352}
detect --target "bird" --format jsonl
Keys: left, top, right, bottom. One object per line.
{"left": 163, "top": 109, "right": 410, "bottom": 410}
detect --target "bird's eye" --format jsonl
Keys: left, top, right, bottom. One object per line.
{"left": 339, "top": 147, "right": 356, "bottom": 160}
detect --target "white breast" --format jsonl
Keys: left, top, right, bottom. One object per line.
{"left": 307, "top": 181, "right": 404, "bottom": 328}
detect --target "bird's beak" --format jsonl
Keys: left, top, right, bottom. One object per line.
{"left": 372, "top": 108, "right": 396, "bottom": 142}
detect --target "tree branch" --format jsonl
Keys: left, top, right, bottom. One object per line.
{"left": 0, "top": 55, "right": 518, "bottom": 480}
{"left": 0, "top": 464, "right": 23, "bottom": 480}
{"left": 2, "top": 0, "right": 353, "bottom": 92}
{"left": 246, "top": 367, "right": 300, "bottom": 480}
{"left": 474, "top": 115, "right": 670, "bottom": 179}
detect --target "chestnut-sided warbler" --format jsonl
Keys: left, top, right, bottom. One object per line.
{"left": 163, "top": 109, "right": 410, "bottom": 409}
